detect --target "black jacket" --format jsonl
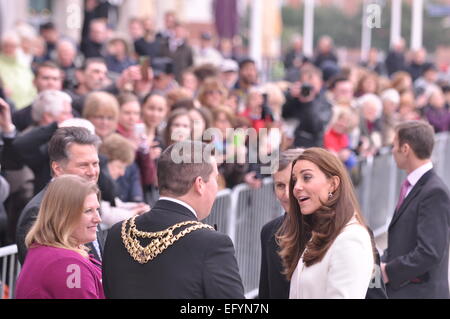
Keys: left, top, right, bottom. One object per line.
{"left": 12, "top": 122, "right": 57, "bottom": 194}
{"left": 102, "top": 199, "right": 245, "bottom": 299}
{"left": 259, "top": 214, "right": 289, "bottom": 299}
{"left": 407, "top": 62, "right": 427, "bottom": 82}
{"left": 385, "top": 50, "right": 406, "bottom": 77}
{"left": 282, "top": 93, "right": 332, "bottom": 148}
{"left": 12, "top": 105, "right": 33, "bottom": 132}
{"left": 159, "top": 40, "right": 194, "bottom": 83}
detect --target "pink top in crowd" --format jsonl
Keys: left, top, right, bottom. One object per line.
{"left": 15, "top": 245, "right": 105, "bottom": 299}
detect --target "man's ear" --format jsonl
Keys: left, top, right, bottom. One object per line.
{"left": 192, "top": 176, "right": 204, "bottom": 195}
{"left": 51, "top": 161, "right": 64, "bottom": 177}
{"left": 402, "top": 142, "right": 410, "bottom": 155}
{"left": 41, "top": 112, "right": 53, "bottom": 125}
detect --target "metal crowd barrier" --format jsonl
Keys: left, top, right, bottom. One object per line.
{"left": 203, "top": 179, "right": 283, "bottom": 295}
{"left": 203, "top": 188, "right": 233, "bottom": 234}
{"left": 356, "top": 152, "right": 400, "bottom": 236}
{"left": 441, "top": 134, "right": 450, "bottom": 190}
{"left": 229, "top": 179, "right": 283, "bottom": 297}
{"left": 0, "top": 244, "right": 20, "bottom": 299}
{"left": 431, "top": 133, "right": 450, "bottom": 190}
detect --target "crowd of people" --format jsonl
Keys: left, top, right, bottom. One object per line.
{"left": 0, "top": 1, "right": 449, "bottom": 299}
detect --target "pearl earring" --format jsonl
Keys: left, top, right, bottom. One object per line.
{"left": 328, "top": 192, "right": 333, "bottom": 198}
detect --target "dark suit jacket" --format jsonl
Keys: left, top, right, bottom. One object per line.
{"left": 16, "top": 187, "right": 106, "bottom": 265}
{"left": 12, "top": 105, "right": 33, "bottom": 132}
{"left": 159, "top": 41, "right": 194, "bottom": 83}
{"left": 16, "top": 187, "right": 46, "bottom": 264}
{"left": 258, "top": 214, "right": 290, "bottom": 299}
{"left": 102, "top": 199, "right": 245, "bottom": 299}
{"left": 12, "top": 122, "right": 57, "bottom": 194}
{"left": 382, "top": 169, "right": 450, "bottom": 299}
{"left": 385, "top": 50, "right": 406, "bottom": 76}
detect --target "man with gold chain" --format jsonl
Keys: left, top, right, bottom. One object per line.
{"left": 102, "top": 140, "right": 245, "bottom": 298}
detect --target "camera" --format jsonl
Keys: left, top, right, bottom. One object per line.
{"left": 300, "top": 83, "right": 313, "bottom": 97}
{"left": 262, "top": 93, "right": 268, "bottom": 106}
{"left": 261, "top": 93, "right": 274, "bottom": 121}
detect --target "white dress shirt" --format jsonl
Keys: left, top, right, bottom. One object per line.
{"left": 404, "top": 161, "right": 433, "bottom": 198}
{"left": 159, "top": 197, "right": 198, "bottom": 218}
{"left": 289, "top": 217, "right": 374, "bottom": 299}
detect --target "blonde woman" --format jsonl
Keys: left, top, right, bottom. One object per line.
{"left": 15, "top": 175, "right": 104, "bottom": 299}
{"left": 197, "top": 77, "right": 228, "bottom": 110}
{"left": 82, "top": 91, "right": 120, "bottom": 139}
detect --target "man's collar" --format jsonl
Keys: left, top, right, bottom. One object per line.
{"left": 407, "top": 161, "right": 433, "bottom": 187}
{"left": 159, "top": 197, "right": 197, "bottom": 218}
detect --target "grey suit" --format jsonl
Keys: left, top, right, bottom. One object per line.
{"left": 382, "top": 169, "right": 450, "bottom": 298}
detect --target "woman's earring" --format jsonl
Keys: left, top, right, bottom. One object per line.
{"left": 328, "top": 192, "right": 333, "bottom": 198}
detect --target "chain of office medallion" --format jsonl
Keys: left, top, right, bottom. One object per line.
{"left": 121, "top": 216, "right": 214, "bottom": 264}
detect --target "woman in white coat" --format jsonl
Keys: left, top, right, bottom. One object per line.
{"left": 278, "top": 147, "right": 374, "bottom": 299}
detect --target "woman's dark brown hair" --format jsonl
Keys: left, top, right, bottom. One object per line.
{"left": 355, "top": 71, "right": 380, "bottom": 96}
{"left": 277, "top": 147, "right": 367, "bottom": 280}
{"left": 163, "top": 108, "right": 192, "bottom": 147}
{"left": 117, "top": 91, "right": 139, "bottom": 109}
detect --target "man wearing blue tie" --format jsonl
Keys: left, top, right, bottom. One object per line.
{"left": 381, "top": 120, "right": 450, "bottom": 298}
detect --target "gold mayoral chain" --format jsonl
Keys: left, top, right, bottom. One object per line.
{"left": 121, "top": 216, "right": 215, "bottom": 264}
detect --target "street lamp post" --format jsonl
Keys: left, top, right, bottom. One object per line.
{"left": 361, "top": 0, "right": 372, "bottom": 62}
{"left": 390, "top": 0, "right": 402, "bottom": 48}
{"left": 249, "top": 0, "right": 263, "bottom": 69}
{"left": 303, "top": 0, "right": 315, "bottom": 58}
{"left": 411, "top": 0, "right": 423, "bottom": 50}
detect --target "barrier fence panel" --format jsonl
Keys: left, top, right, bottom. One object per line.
{"left": 366, "top": 153, "right": 399, "bottom": 234}
{"left": 356, "top": 156, "right": 374, "bottom": 224}
{"left": 230, "top": 178, "right": 283, "bottom": 294}
{"left": 0, "top": 244, "right": 20, "bottom": 299}
{"left": 202, "top": 189, "right": 232, "bottom": 236}
{"left": 431, "top": 133, "right": 448, "bottom": 181}
{"left": 442, "top": 134, "right": 450, "bottom": 190}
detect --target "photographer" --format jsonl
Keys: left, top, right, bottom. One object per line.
{"left": 282, "top": 65, "right": 332, "bottom": 148}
